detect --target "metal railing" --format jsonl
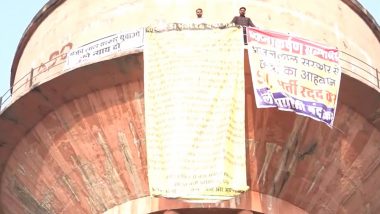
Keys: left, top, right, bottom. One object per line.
{"left": 0, "top": 51, "right": 67, "bottom": 113}
{"left": 339, "top": 50, "right": 379, "bottom": 88}
{"left": 0, "top": 51, "right": 379, "bottom": 113}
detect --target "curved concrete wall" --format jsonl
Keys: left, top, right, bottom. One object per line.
{"left": 10, "top": 0, "right": 380, "bottom": 100}
{"left": 2, "top": 0, "right": 380, "bottom": 213}
{"left": 2, "top": 52, "right": 380, "bottom": 213}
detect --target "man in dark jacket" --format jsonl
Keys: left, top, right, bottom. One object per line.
{"left": 231, "top": 7, "right": 255, "bottom": 27}
{"left": 231, "top": 7, "right": 256, "bottom": 45}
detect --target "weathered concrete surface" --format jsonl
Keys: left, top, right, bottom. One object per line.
{"left": 105, "top": 191, "right": 306, "bottom": 214}
{"left": 1, "top": 1, "right": 380, "bottom": 213}
{"left": 244, "top": 51, "right": 380, "bottom": 213}
{"left": 9, "top": 0, "right": 380, "bottom": 99}
{"left": 1, "top": 52, "right": 380, "bottom": 213}
{"left": 0, "top": 53, "right": 143, "bottom": 174}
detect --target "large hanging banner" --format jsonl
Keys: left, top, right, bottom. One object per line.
{"left": 247, "top": 27, "right": 341, "bottom": 127}
{"left": 144, "top": 24, "right": 248, "bottom": 200}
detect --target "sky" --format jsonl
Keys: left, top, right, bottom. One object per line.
{"left": 0, "top": 0, "right": 379, "bottom": 104}
{"left": 0, "top": 0, "right": 48, "bottom": 104}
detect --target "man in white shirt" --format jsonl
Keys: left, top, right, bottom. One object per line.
{"left": 194, "top": 8, "right": 207, "bottom": 24}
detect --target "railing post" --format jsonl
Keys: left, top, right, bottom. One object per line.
{"left": 376, "top": 68, "right": 379, "bottom": 88}
{"left": 29, "top": 68, "right": 34, "bottom": 88}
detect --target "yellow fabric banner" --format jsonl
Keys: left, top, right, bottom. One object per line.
{"left": 144, "top": 24, "right": 248, "bottom": 200}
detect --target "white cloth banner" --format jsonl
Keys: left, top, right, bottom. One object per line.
{"left": 65, "top": 28, "right": 144, "bottom": 70}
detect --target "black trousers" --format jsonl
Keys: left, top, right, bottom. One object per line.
{"left": 243, "top": 26, "right": 248, "bottom": 45}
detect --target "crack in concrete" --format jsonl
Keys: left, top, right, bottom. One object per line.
{"left": 257, "top": 142, "right": 277, "bottom": 186}
{"left": 118, "top": 131, "right": 143, "bottom": 196}
{"left": 62, "top": 175, "right": 80, "bottom": 202}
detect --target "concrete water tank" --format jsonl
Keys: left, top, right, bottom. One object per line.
{"left": 0, "top": 0, "right": 379, "bottom": 213}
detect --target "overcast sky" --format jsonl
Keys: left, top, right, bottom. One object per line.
{"left": 0, "top": 0, "right": 379, "bottom": 103}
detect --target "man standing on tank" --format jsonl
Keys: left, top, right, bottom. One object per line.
{"left": 231, "top": 7, "right": 256, "bottom": 45}
{"left": 194, "top": 8, "right": 207, "bottom": 24}
{"left": 231, "top": 7, "right": 255, "bottom": 27}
